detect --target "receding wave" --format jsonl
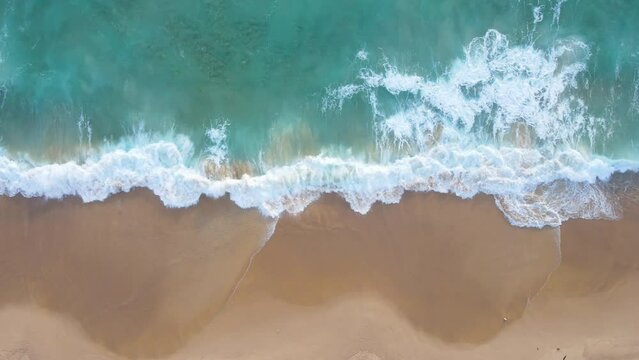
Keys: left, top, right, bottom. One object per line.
{"left": 1, "top": 30, "right": 638, "bottom": 228}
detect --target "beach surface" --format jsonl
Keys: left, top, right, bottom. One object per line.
{"left": 1, "top": 190, "right": 638, "bottom": 360}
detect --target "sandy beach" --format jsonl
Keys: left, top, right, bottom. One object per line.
{"left": 0, "top": 190, "right": 638, "bottom": 359}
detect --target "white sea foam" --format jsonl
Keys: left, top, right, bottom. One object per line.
{"left": 327, "top": 30, "right": 598, "bottom": 151}
{"left": 553, "top": 0, "right": 568, "bottom": 25}
{"left": 356, "top": 49, "right": 369, "bottom": 61}
{"left": 0, "top": 30, "right": 637, "bottom": 228}
{"left": 205, "top": 120, "right": 229, "bottom": 167}
{"left": 77, "top": 112, "right": 92, "bottom": 148}
{"left": 0, "top": 136, "right": 636, "bottom": 227}
{"left": 533, "top": 6, "right": 544, "bottom": 24}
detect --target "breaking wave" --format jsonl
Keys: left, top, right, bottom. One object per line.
{"left": 1, "top": 30, "right": 638, "bottom": 228}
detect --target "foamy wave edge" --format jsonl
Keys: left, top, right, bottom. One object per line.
{"left": 1, "top": 140, "right": 637, "bottom": 228}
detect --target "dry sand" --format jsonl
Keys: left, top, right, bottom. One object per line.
{"left": 0, "top": 190, "right": 638, "bottom": 359}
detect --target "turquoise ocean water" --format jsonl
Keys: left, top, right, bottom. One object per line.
{"left": 0, "top": 0, "right": 638, "bottom": 227}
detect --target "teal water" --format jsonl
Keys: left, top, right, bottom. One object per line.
{"left": 0, "top": 0, "right": 637, "bottom": 161}
{"left": 0, "top": 0, "right": 638, "bottom": 227}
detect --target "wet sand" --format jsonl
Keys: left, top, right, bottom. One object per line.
{"left": 0, "top": 191, "right": 273, "bottom": 358}
{"left": 0, "top": 190, "right": 638, "bottom": 359}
